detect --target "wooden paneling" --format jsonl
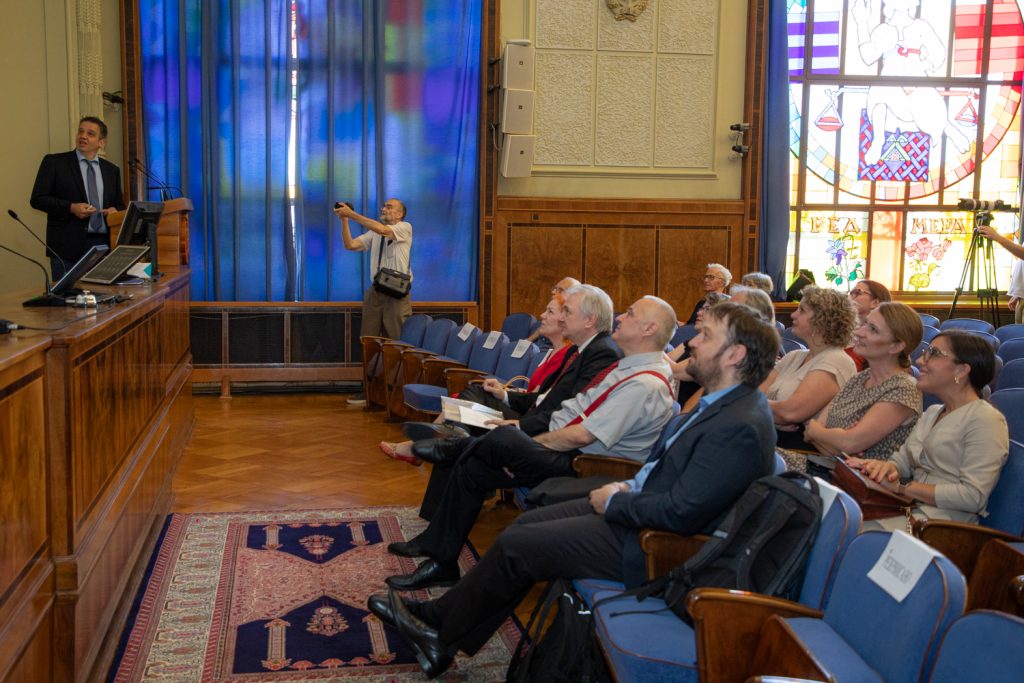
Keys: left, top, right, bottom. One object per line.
{"left": 489, "top": 198, "right": 748, "bottom": 326}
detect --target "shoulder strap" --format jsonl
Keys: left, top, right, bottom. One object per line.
{"left": 567, "top": 371, "right": 673, "bottom": 426}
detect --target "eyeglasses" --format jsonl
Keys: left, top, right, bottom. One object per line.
{"left": 703, "top": 274, "right": 724, "bottom": 281}
{"left": 920, "top": 345, "right": 959, "bottom": 363}
{"left": 849, "top": 288, "right": 870, "bottom": 297}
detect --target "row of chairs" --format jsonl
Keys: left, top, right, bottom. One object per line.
{"left": 573, "top": 439, "right": 1024, "bottom": 682}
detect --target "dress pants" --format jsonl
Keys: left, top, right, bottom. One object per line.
{"left": 420, "top": 498, "right": 625, "bottom": 656}
{"left": 412, "top": 425, "right": 577, "bottom": 566}
{"left": 360, "top": 286, "right": 411, "bottom": 339}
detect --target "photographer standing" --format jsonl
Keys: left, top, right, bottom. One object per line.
{"left": 977, "top": 223, "right": 1024, "bottom": 323}
{"left": 335, "top": 198, "right": 413, "bottom": 404}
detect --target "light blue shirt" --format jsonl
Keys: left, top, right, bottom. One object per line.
{"left": 604, "top": 384, "right": 742, "bottom": 510}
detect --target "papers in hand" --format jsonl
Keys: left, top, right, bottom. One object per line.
{"left": 440, "top": 396, "right": 504, "bottom": 430}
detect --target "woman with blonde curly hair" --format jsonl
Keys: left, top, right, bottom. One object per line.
{"left": 761, "top": 285, "right": 858, "bottom": 449}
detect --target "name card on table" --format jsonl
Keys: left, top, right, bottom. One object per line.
{"left": 866, "top": 530, "right": 941, "bottom": 602}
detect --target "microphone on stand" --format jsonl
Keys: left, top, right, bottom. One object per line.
{"left": 129, "top": 157, "right": 181, "bottom": 201}
{"left": 7, "top": 209, "right": 67, "bottom": 276}
{"left": 0, "top": 242, "right": 64, "bottom": 307}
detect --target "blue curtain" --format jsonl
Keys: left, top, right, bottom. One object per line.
{"left": 760, "top": 0, "right": 791, "bottom": 301}
{"left": 139, "top": 0, "right": 480, "bottom": 302}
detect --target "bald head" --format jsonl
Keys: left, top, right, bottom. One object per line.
{"left": 553, "top": 277, "right": 581, "bottom": 296}
{"left": 613, "top": 295, "right": 678, "bottom": 353}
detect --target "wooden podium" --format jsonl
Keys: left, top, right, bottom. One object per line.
{"left": 107, "top": 197, "right": 191, "bottom": 266}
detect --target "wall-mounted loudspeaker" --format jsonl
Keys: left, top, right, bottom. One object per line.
{"left": 501, "top": 89, "right": 534, "bottom": 134}
{"left": 501, "top": 43, "right": 534, "bottom": 90}
{"left": 501, "top": 135, "right": 535, "bottom": 178}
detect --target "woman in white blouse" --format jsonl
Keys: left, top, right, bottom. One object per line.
{"left": 850, "top": 330, "right": 1009, "bottom": 529}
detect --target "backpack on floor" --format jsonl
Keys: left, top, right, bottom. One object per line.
{"left": 612, "top": 471, "right": 823, "bottom": 624}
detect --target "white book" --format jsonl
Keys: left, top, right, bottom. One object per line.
{"left": 440, "top": 396, "right": 504, "bottom": 430}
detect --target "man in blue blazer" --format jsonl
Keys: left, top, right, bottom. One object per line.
{"left": 368, "top": 302, "right": 780, "bottom": 677}
{"left": 30, "top": 117, "right": 125, "bottom": 278}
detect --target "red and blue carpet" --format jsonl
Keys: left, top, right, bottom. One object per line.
{"left": 108, "top": 507, "right": 521, "bottom": 681}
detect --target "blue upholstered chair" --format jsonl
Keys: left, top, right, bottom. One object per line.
{"left": 911, "top": 339, "right": 930, "bottom": 363}
{"left": 780, "top": 336, "right": 807, "bottom": 355}
{"left": 698, "top": 531, "right": 966, "bottom": 683}
{"left": 499, "top": 312, "right": 537, "bottom": 342}
{"left": 381, "top": 318, "right": 457, "bottom": 415}
{"left": 780, "top": 326, "right": 802, "bottom": 344}
{"left": 919, "top": 312, "right": 940, "bottom": 328}
{"left": 997, "top": 358, "right": 1024, "bottom": 390}
{"left": 995, "top": 322, "right": 1024, "bottom": 345}
{"left": 775, "top": 319, "right": 786, "bottom": 333}
{"left": 582, "top": 483, "right": 862, "bottom": 683}
{"left": 990, "top": 389, "right": 1024, "bottom": 442}
{"left": 401, "top": 332, "right": 506, "bottom": 417}
{"left": 670, "top": 324, "right": 698, "bottom": 350}
{"left": 973, "top": 330, "right": 1002, "bottom": 352}
{"left": 928, "top": 611, "right": 1024, "bottom": 683}
{"left": 940, "top": 317, "right": 995, "bottom": 334}
{"left": 921, "top": 324, "right": 940, "bottom": 343}
{"left": 361, "top": 313, "right": 431, "bottom": 407}
{"left": 998, "top": 337, "right": 1024, "bottom": 364}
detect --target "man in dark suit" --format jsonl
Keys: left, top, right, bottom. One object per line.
{"left": 368, "top": 302, "right": 780, "bottom": 678}
{"left": 410, "top": 284, "right": 621, "bottom": 516}
{"left": 30, "top": 116, "right": 125, "bottom": 279}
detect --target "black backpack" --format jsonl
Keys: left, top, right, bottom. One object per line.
{"left": 612, "top": 471, "right": 823, "bottom": 624}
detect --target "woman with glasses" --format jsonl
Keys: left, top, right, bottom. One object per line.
{"left": 848, "top": 330, "right": 1009, "bottom": 530}
{"left": 761, "top": 286, "right": 858, "bottom": 450}
{"left": 846, "top": 280, "right": 892, "bottom": 370}
{"left": 804, "top": 302, "right": 923, "bottom": 468}
{"left": 684, "top": 263, "right": 732, "bottom": 324}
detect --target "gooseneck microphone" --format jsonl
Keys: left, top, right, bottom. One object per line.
{"left": 0, "top": 242, "right": 64, "bottom": 307}
{"left": 8, "top": 209, "right": 67, "bottom": 275}
{"left": 129, "top": 157, "right": 182, "bottom": 200}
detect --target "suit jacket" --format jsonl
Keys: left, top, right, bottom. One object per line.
{"left": 30, "top": 150, "right": 125, "bottom": 261}
{"left": 508, "top": 331, "right": 622, "bottom": 436}
{"left": 604, "top": 383, "right": 777, "bottom": 587}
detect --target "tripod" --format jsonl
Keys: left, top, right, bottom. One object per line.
{"left": 949, "top": 211, "right": 1000, "bottom": 324}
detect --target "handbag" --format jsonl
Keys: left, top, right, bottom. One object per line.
{"left": 371, "top": 236, "right": 410, "bottom": 299}
{"left": 832, "top": 458, "right": 913, "bottom": 520}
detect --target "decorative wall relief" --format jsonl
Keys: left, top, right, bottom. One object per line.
{"left": 605, "top": 0, "right": 652, "bottom": 23}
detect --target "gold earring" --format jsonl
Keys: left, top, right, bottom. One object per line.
{"left": 954, "top": 375, "right": 960, "bottom": 385}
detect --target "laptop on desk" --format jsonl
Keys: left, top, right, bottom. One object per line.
{"left": 80, "top": 245, "right": 150, "bottom": 285}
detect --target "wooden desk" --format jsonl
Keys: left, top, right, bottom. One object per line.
{"left": 0, "top": 268, "right": 194, "bottom": 682}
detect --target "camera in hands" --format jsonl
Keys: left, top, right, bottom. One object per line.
{"left": 957, "top": 198, "right": 1016, "bottom": 212}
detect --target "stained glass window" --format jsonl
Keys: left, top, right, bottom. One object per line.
{"left": 787, "top": 0, "right": 1024, "bottom": 293}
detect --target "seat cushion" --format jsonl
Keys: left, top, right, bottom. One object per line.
{"left": 402, "top": 384, "right": 448, "bottom": 412}
{"left": 591, "top": 588, "right": 698, "bottom": 683}
{"left": 784, "top": 617, "right": 884, "bottom": 683}
{"left": 572, "top": 578, "right": 624, "bottom": 607}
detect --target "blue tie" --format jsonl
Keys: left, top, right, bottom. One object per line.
{"left": 85, "top": 160, "right": 104, "bottom": 232}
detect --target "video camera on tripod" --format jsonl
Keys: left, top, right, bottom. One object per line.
{"left": 958, "top": 198, "right": 1018, "bottom": 214}
{"left": 951, "top": 198, "right": 1018, "bottom": 322}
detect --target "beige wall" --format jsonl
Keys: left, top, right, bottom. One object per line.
{"left": 497, "top": 0, "right": 748, "bottom": 199}
{"left": 0, "top": 0, "right": 123, "bottom": 297}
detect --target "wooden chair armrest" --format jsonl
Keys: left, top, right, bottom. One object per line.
{"left": 968, "top": 539, "right": 1024, "bottom": 615}
{"left": 687, "top": 588, "right": 824, "bottom": 683}
{"left": 639, "top": 530, "right": 710, "bottom": 580}
{"left": 399, "top": 349, "right": 438, "bottom": 384}
{"left": 915, "top": 519, "right": 1023, "bottom": 577}
{"left": 1012, "top": 575, "right": 1024, "bottom": 609}
{"left": 747, "top": 678, "right": 827, "bottom": 683}
{"left": 571, "top": 454, "right": 642, "bottom": 480}
{"left": 750, "top": 615, "right": 834, "bottom": 683}
{"left": 381, "top": 343, "right": 412, "bottom": 381}
{"left": 445, "top": 368, "right": 488, "bottom": 395}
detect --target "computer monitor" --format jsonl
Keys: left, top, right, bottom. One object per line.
{"left": 23, "top": 244, "right": 109, "bottom": 306}
{"left": 117, "top": 200, "right": 164, "bottom": 247}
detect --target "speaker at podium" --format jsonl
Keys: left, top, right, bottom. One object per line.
{"left": 501, "top": 89, "right": 534, "bottom": 134}
{"left": 501, "top": 135, "right": 535, "bottom": 178}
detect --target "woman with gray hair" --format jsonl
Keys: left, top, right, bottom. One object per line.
{"left": 739, "top": 271, "right": 774, "bottom": 294}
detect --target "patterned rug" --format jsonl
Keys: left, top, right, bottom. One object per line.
{"left": 108, "top": 507, "right": 521, "bottom": 682}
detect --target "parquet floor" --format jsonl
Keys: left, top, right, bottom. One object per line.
{"left": 172, "top": 392, "right": 537, "bottom": 620}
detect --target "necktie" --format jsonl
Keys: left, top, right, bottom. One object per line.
{"left": 580, "top": 360, "right": 620, "bottom": 393}
{"left": 545, "top": 346, "right": 579, "bottom": 388}
{"left": 85, "top": 160, "right": 104, "bottom": 232}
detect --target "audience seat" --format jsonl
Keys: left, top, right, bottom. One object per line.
{"left": 921, "top": 324, "right": 940, "bottom": 343}
{"left": 915, "top": 438, "right": 1023, "bottom": 577}
{"left": 997, "top": 358, "right": 1024, "bottom": 390}
{"left": 499, "top": 312, "right": 537, "bottom": 342}
{"left": 964, "top": 540, "right": 1024, "bottom": 616}
{"left": 780, "top": 337, "right": 807, "bottom": 355}
{"left": 379, "top": 318, "right": 457, "bottom": 412}
{"left": 998, "top": 337, "right": 1024, "bottom": 364}
{"left": 995, "top": 322, "right": 1024, "bottom": 345}
{"left": 444, "top": 340, "right": 540, "bottom": 397}
{"left": 585, "top": 483, "right": 861, "bottom": 683}
{"left": 939, "top": 317, "right": 995, "bottom": 334}
{"left": 919, "top": 312, "right": 941, "bottom": 328}
{"left": 360, "top": 313, "right": 431, "bottom": 408}
{"left": 990, "top": 390, "right": 1024, "bottom": 441}
{"left": 693, "top": 530, "right": 965, "bottom": 683}
{"left": 671, "top": 324, "right": 698, "bottom": 350}
{"left": 401, "top": 332, "right": 508, "bottom": 418}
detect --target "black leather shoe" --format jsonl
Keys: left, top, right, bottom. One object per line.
{"left": 387, "top": 538, "right": 428, "bottom": 558}
{"left": 401, "top": 421, "right": 470, "bottom": 442}
{"left": 386, "top": 559, "right": 460, "bottom": 590}
{"left": 411, "top": 437, "right": 467, "bottom": 466}
{"left": 388, "top": 589, "right": 453, "bottom": 679}
{"left": 367, "top": 592, "right": 424, "bottom": 627}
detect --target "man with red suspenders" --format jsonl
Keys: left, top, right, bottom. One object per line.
{"left": 382, "top": 289, "right": 677, "bottom": 592}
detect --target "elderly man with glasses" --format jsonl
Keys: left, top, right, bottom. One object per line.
{"left": 685, "top": 263, "right": 733, "bottom": 324}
